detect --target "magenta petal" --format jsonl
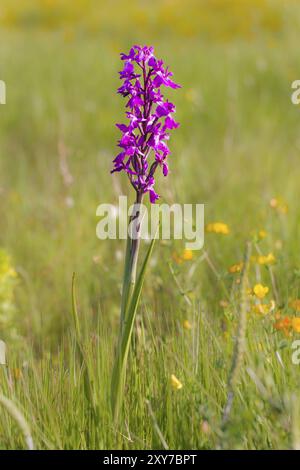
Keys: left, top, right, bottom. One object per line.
{"left": 162, "top": 162, "right": 169, "bottom": 176}
{"left": 165, "top": 116, "right": 179, "bottom": 129}
{"left": 149, "top": 189, "right": 159, "bottom": 204}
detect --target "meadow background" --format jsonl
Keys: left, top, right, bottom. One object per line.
{"left": 1, "top": 0, "right": 300, "bottom": 450}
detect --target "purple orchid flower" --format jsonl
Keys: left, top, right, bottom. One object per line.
{"left": 112, "top": 45, "right": 180, "bottom": 203}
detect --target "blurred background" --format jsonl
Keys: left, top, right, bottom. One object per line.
{"left": 0, "top": 0, "right": 286, "bottom": 39}
{"left": 0, "top": 0, "right": 300, "bottom": 346}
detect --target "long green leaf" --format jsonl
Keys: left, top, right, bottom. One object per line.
{"left": 119, "top": 235, "right": 133, "bottom": 332}
{"left": 111, "top": 234, "right": 157, "bottom": 423}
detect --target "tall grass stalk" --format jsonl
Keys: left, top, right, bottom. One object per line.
{"left": 0, "top": 394, "right": 34, "bottom": 450}
{"left": 71, "top": 273, "right": 99, "bottom": 421}
{"left": 222, "top": 242, "right": 252, "bottom": 427}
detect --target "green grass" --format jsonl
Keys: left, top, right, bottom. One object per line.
{"left": 1, "top": 7, "right": 300, "bottom": 448}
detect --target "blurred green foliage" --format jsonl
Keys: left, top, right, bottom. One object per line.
{"left": 0, "top": 249, "right": 17, "bottom": 335}
{"left": 0, "top": 0, "right": 300, "bottom": 450}
{"left": 1, "top": 0, "right": 285, "bottom": 40}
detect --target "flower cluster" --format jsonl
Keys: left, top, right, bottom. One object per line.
{"left": 112, "top": 45, "right": 180, "bottom": 203}
{"left": 274, "top": 316, "right": 300, "bottom": 335}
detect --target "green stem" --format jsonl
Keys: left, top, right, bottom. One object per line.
{"left": 119, "top": 192, "right": 143, "bottom": 333}
{"left": 111, "top": 192, "right": 144, "bottom": 422}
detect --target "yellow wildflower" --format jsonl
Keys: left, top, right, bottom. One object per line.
{"left": 182, "top": 320, "right": 192, "bottom": 330}
{"left": 172, "top": 249, "right": 193, "bottom": 264}
{"left": 253, "top": 283, "right": 269, "bottom": 299}
{"left": 228, "top": 262, "right": 243, "bottom": 274}
{"left": 170, "top": 374, "right": 183, "bottom": 390}
{"left": 206, "top": 222, "right": 230, "bottom": 235}
{"left": 292, "top": 317, "right": 300, "bottom": 333}
{"left": 258, "top": 230, "right": 267, "bottom": 239}
{"left": 257, "top": 253, "right": 275, "bottom": 265}
{"left": 181, "top": 249, "right": 193, "bottom": 261}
